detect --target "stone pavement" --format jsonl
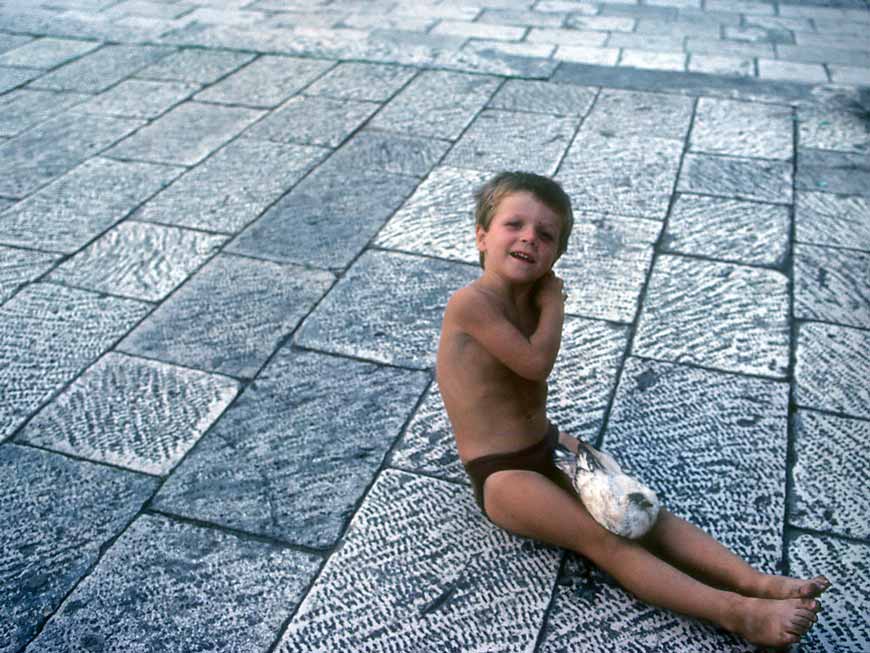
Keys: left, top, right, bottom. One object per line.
{"left": 1, "top": 0, "right": 869, "bottom": 650}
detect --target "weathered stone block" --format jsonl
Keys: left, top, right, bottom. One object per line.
{"left": 795, "top": 191, "right": 870, "bottom": 252}
{"left": 796, "top": 148, "right": 870, "bottom": 198}
{"left": 580, "top": 88, "right": 695, "bottom": 141}
{"left": 327, "top": 130, "right": 449, "bottom": 177}
{"left": 488, "top": 78, "right": 597, "bottom": 116}
{"left": 0, "top": 37, "right": 99, "bottom": 68}
{"left": 794, "top": 243, "right": 870, "bottom": 328}
{"left": 79, "top": 79, "right": 198, "bottom": 118}
{"left": 0, "top": 89, "right": 88, "bottom": 137}
{"left": 798, "top": 108, "right": 870, "bottom": 155}
{"left": 690, "top": 97, "right": 793, "bottom": 160}
{"left": 31, "top": 44, "right": 173, "bottom": 92}
{"left": 305, "top": 61, "right": 416, "bottom": 101}
{"left": 0, "top": 246, "right": 60, "bottom": 304}
{"left": 678, "top": 153, "right": 793, "bottom": 204}
{"left": 135, "top": 47, "right": 254, "bottom": 84}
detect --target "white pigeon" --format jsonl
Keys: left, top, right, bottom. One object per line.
{"left": 554, "top": 439, "right": 660, "bottom": 539}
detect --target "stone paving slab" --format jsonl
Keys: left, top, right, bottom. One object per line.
{"left": 295, "top": 250, "right": 479, "bottom": 369}
{"left": 119, "top": 253, "right": 334, "bottom": 378}
{"left": 794, "top": 243, "right": 870, "bottom": 329}
{"left": 26, "top": 513, "right": 321, "bottom": 653}
{"left": 0, "top": 64, "right": 41, "bottom": 94}
{"left": 304, "top": 60, "right": 416, "bottom": 101}
{"left": 134, "top": 47, "right": 255, "bottom": 84}
{"left": 487, "top": 78, "right": 597, "bottom": 116}
{"left": 0, "top": 246, "right": 61, "bottom": 305}
{"left": 0, "top": 283, "right": 150, "bottom": 440}
{"left": 19, "top": 352, "right": 239, "bottom": 476}
{"left": 795, "top": 322, "right": 870, "bottom": 420}
{"left": 605, "top": 357, "right": 789, "bottom": 567}
{"left": 796, "top": 148, "right": 870, "bottom": 198}
{"left": 133, "top": 138, "right": 328, "bottom": 233}
{"left": 678, "top": 152, "right": 793, "bottom": 204}
{"left": 580, "top": 88, "right": 695, "bottom": 141}
{"left": 0, "top": 444, "right": 157, "bottom": 653}
{"left": 797, "top": 108, "right": 870, "bottom": 155}
{"left": 795, "top": 191, "right": 870, "bottom": 252}
{"left": 690, "top": 97, "right": 793, "bottom": 160}
{"left": 153, "top": 349, "right": 429, "bottom": 548}
{"left": 0, "top": 32, "right": 33, "bottom": 53}
{"left": 0, "top": 88, "right": 89, "bottom": 137}
{"left": 78, "top": 78, "right": 199, "bottom": 119}
{"left": 0, "top": 157, "right": 183, "bottom": 253}
{"left": 277, "top": 468, "right": 561, "bottom": 653}
{"left": 635, "top": 254, "right": 790, "bottom": 378}
{"left": 327, "top": 129, "right": 450, "bottom": 178}
{"left": 791, "top": 410, "right": 870, "bottom": 541}
{"left": 0, "top": 111, "right": 145, "bottom": 198}
{"left": 0, "top": 36, "right": 99, "bottom": 69}
{"left": 788, "top": 534, "right": 870, "bottom": 653}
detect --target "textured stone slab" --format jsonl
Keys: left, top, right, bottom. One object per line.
{"left": 79, "top": 79, "right": 198, "bottom": 118}
{"left": 794, "top": 243, "right": 870, "bottom": 328}
{"left": 134, "top": 139, "right": 327, "bottom": 233}
{"left": 796, "top": 149, "right": 870, "bottom": 198}
{"left": 242, "top": 94, "right": 379, "bottom": 147}
{"left": 154, "top": 350, "right": 428, "bottom": 547}
{"left": 0, "top": 65, "right": 39, "bottom": 94}
{"left": 107, "top": 102, "right": 263, "bottom": 166}
{"left": 795, "top": 322, "right": 870, "bottom": 419}
{"left": 445, "top": 109, "right": 579, "bottom": 175}
{"left": 31, "top": 44, "right": 172, "bottom": 92}
{"left": 370, "top": 70, "right": 500, "bottom": 140}
{"left": 0, "top": 157, "right": 183, "bottom": 253}
{"left": 135, "top": 47, "right": 255, "bottom": 84}
{"left": 0, "top": 112, "right": 144, "bottom": 198}
{"left": 20, "top": 352, "right": 238, "bottom": 475}
{"left": 690, "top": 97, "right": 794, "bottom": 160}
{"left": 374, "top": 166, "right": 488, "bottom": 263}
{"left": 327, "top": 130, "right": 449, "bottom": 178}
{"left": 556, "top": 44, "right": 620, "bottom": 65}
{"left": 791, "top": 410, "right": 870, "bottom": 540}
{"left": 688, "top": 52, "right": 754, "bottom": 76}
{"left": 664, "top": 193, "right": 790, "bottom": 267}
{"left": 798, "top": 109, "right": 870, "bottom": 155}
{"left": 488, "top": 79, "right": 597, "bottom": 116}
{"left": 0, "top": 89, "right": 89, "bottom": 137}
{"left": 277, "top": 469, "right": 561, "bottom": 652}
{"left": 558, "top": 134, "right": 683, "bottom": 219}
{"left": 678, "top": 153, "right": 793, "bottom": 204}
{"left": 305, "top": 61, "right": 416, "bottom": 101}
{"left": 796, "top": 191, "right": 870, "bottom": 252}
{"left": 0, "top": 37, "right": 99, "bottom": 68}
{"left": 540, "top": 552, "right": 747, "bottom": 652}
{"left": 635, "top": 255, "right": 790, "bottom": 377}
{"left": 621, "top": 49, "right": 688, "bottom": 72}
{"left": 229, "top": 162, "right": 417, "bottom": 269}
{"left": 296, "top": 250, "right": 479, "bottom": 368}
{"left": 581, "top": 88, "right": 695, "bottom": 141}
{"left": 0, "top": 283, "right": 150, "bottom": 439}
{"left": 49, "top": 221, "right": 226, "bottom": 302}
{"left": 758, "top": 58, "right": 829, "bottom": 83}
{"left": 0, "top": 246, "right": 60, "bottom": 304}
{"left": 27, "top": 513, "right": 321, "bottom": 653}
{"left": 120, "top": 254, "right": 333, "bottom": 377}
{"left": 556, "top": 214, "right": 661, "bottom": 323}
{"left": 194, "top": 55, "right": 333, "bottom": 107}
{"left": 0, "top": 445, "right": 157, "bottom": 653}
{"left": 606, "top": 357, "right": 789, "bottom": 565}
{"left": 0, "top": 33, "right": 33, "bottom": 54}
{"left": 789, "top": 535, "right": 869, "bottom": 653}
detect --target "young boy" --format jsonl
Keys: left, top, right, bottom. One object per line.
{"left": 436, "top": 171, "right": 829, "bottom": 649}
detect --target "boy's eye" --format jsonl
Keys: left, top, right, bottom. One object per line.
{"left": 540, "top": 232, "right": 553, "bottom": 241}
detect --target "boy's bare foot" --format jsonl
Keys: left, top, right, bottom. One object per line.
{"left": 728, "top": 596, "right": 820, "bottom": 648}
{"left": 751, "top": 574, "right": 831, "bottom": 600}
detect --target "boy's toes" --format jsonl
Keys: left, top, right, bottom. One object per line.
{"left": 801, "top": 576, "right": 831, "bottom": 598}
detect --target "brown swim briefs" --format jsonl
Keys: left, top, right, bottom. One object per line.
{"left": 463, "top": 422, "right": 574, "bottom": 519}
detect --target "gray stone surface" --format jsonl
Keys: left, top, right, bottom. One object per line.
{"left": 0, "top": 445, "right": 157, "bottom": 653}
{"left": 79, "top": 78, "right": 198, "bottom": 118}
{"left": 194, "top": 55, "right": 333, "bottom": 107}
{"left": 305, "top": 61, "right": 416, "bottom": 101}
{"left": 134, "top": 47, "right": 255, "bottom": 84}
{"left": 791, "top": 410, "right": 870, "bottom": 540}
{"left": 690, "top": 97, "right": 794, "bottom": 160}
{"left": 0, "top": 283, "right": 150, "bottom": 439}
{"left": 556, "top": 214, "right": 661, "bottom": 323}
{"left": 0, "top": 32, "right": 33, "bottom": 54}
{"left": 606, "top": 357, "right": 789, "bottom": 567}
{"left": 0, "top": 89, "right": 89, "bottom": 137}
{"left": 635, "top": 255, "right": 790, "bottom": 377}
{"left": 120, "top": 254, "right": 334, "bottom": 378}
{"left": 0, "top": 157, "right": 183, "bottom": 253}
{"left": 277, "top": 469, "right": 561, "bottom": 652}
{"left": 788, "top": 534, "right": 870, "bottom": 653}
{"left": 26, "top": 513, "right": 321, "bottom": 653}
{"left": 444, "top": 109, "right": 579, "bottom": 175}
{"left": 154, "top": 350, "right": 428, "bottom": 547}
{"left": 107, "top": 101, "right": 263, "bottom": 166}
{"left": 0, "top": 112, "right": 145, "bottom": 198}
{"left": 794, "top": 243, "right": 870, "bottom": 329}
{"left": 798, "top": 108, "right": 870, "bottom": 155}
{"left": 796, "top": 191, "right": 870, "bottom": 252}
{"left": 0, "top": 65, "right": 40, "bottom": 94}
{"left": 295, "top": 250, "right": 479, "bottom": 368}
{"left": 0, "top": 246, "right": 60, "bottom": 304}
{"left": 795, "top": 322, "right": 870, "bottom": 420}
{"left": 678, "top": 153, "right": 793, "bottom": 204}
{"left": 327, "top": 129, "right": 449, "bottom": 178}
{"left": 20, "top": 352, "right": 238, "bottom": 475}
{"left": 133, "top": 139, "right": 327, "bottom": 233}
{"left": 796, "top": 148, "right": 870, "bottom": 198}
{"left": 228, "top": 162, "right": 417, "bottom": 269}
{"left": 0, "top": 37, "right": 99, "bottom": 68}
{"left": 664, "top": 193, "right": 790, "bottom": 267}
{"left": 581, "top": 88, "right": 695, "bottom": 141}
{"left": 49, "top": 221, "right": 226, "bottom": 302}
{"left": 30, "top": 44, "right": 173, "bottom": 92}
{"left": 242, "top": 94, "right": 379, "bottom": 147}
{"left": 488, "top": 78, "right": 597, "bottom": 116}
{"left": 559, "top": 133, "right": 683, "bottom": 219}
{"left": 370, "top": 70, "right": 500, "bottom": 140}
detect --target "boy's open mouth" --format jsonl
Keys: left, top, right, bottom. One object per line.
{"left": 510, "top": 251, "right": 535, "bottom": 263}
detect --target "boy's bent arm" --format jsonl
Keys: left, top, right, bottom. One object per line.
{"left": 450, "top": 288, "right": 563, "bottom": 381}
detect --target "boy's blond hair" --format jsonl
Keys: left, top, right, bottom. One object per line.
{"left": 473, "top": 171, "right": 574, "bottom": 269}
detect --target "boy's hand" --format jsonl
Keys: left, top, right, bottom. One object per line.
{"left": 534, "top": 272, "right": 566, "bottom": 309}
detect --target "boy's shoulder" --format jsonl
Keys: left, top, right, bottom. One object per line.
{"left": 446, "top": 282, "right": 504, "bottom": 327}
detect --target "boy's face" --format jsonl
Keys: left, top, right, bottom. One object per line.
{"left": 476, "top": 191, "right": 562, "bottom": 283}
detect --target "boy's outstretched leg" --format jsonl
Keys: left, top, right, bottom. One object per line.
{"left": 484, "top": 470, "right": 820, "bottom": 648}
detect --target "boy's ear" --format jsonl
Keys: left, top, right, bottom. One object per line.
{"left": 475, "top": 224, "right": 487, "bottom": 254}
